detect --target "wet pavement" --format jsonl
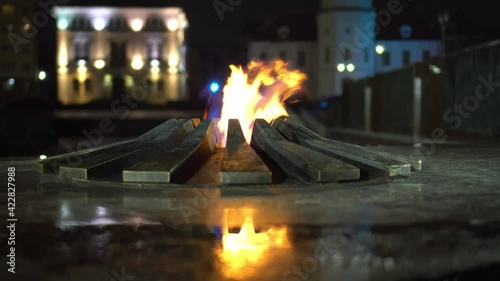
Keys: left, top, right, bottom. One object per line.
{"left": 1, "top": 144, "right": 500, "bottom": 281}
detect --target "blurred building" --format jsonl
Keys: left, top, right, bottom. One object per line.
{"left": 0, "top": 0, "right": 41, "bottom": 104}
{"left": 247, "top": 15, "right": 318, "bottom": 99}
{"left": 317, "top": 0, "right": 376, "bottom": 99}
{"left": 373, "top": 12, "right": 441, "bottom": 74}
{"left": 318, "top": 0, "right": 441, "bottom": 98}
{"left": 0, "top": 1, "right": 55, "bottom": 153}
{"left": 52, "top": 7, "right": 188, "bottom": 105}
{"left": 248, "top": 0, "right": 442, "bottom": 100}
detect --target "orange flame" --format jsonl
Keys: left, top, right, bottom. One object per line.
{"left": 217, "top": 59, "right": 307, "bottom": 146}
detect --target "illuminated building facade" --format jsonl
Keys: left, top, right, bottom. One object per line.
{"left": 52, "top": 7, "right": 188, "bottom": 105}
{"left": 318, "top": 0, "right": 440, "bottom": 97}
{"left": 250, "top": 0, "right": 441, "bottom": 100}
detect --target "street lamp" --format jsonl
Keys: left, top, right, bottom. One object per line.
{"left": 375, "top": 45, "right": 385, "bottom": 55}
{"left": 93, "top": 18, "right": 106, "bottom": 31}
{"left": 438, "top": 11, "right": 450, "bottom": 54}
{"left": 94, "top": 59, "right": 105, "bottom": 69}
{"left": 38, "top": 71, "right": 47, "bottom": 81}
{"left": 375, "top": 45, "right": 385, "bottom": 73}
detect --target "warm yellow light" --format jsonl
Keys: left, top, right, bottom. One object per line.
{"left": 58, "top": 35, "right": 68, "bottom": 67}
{"left": 124, "top": 75, "right": 134, "bottom": 87}
{"left": 78, "top": 72, "right": 86, "bottom": 83}
{"left": 59, "top": 66, "right": 68, "bottom": 74}
{"left": 131, "top": 55, "right": 144, "bottom": 70}
{"left": 168, "top": 66, "right": 177, "bottom": 74}
{"left": 375, "top": 45, "right": 385, "bottom": 55}
{"left": 130, "top": 19, "right": 143, "bottom": 32}
{"left": 168, "top": 54, "right": 179, "bottom": 67}
{"left": 23, "top": 24, "right": 30, "bottom": 31}
{"left": 38, "top": 71, "right": 47, "bottom": 81}
{"left": 94, "top": 59, "right": 105, "bottom": 69}
{"left": 166, "top": 18, "right": 179, "bottom": 31}
{"left": 346, "top": 63, "right": 355, "bottom": 72}
{"left": 337, "top": 63, "right": 345, "bottom": 72}
{"left": 151, "top": 66, "right": 160, "bottom": 74}
{"left": 59, "top": 59, "right": 68, "bottom": 67}
{"left": 77, "top": 65, "right": 87, "bottom": 74}
{"left": 103, "top": 74, "right": 112, "bottom": 84}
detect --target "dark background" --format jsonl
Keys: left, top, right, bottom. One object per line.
{"left": 36, "top": 0, "right": 499, "bottom": 87}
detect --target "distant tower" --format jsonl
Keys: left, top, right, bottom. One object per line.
{"left": 317, "top": 0, "right": 375, "bottom": 98}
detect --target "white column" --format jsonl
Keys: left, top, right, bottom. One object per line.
{"left": 57, "top": 30, "right": 70, "bottom": 103}
{"left": 364, "top": 86, "right": 372, "bottom": 131}
{"left": 413, "top": 77, "right": 422, "bottom": 141}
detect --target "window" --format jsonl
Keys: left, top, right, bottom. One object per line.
{"left": 85, "top": 79, "right": 92, "bottom": 92}
{"left": 110, "top": 41, "right": 127, "bottom": 67}
{"left": 118, "top": 18, "right": 125, "bottom": 29}
{"left": 146, "top": 17, "right": 162, "bottom": 30}
{"left": 364, "top": 48, "right": 369, "bottom": 63}
{"left": 109, "top": 18, "right": 116, "bottom": 30}
{"left": 423, "top": 50, "right": 431, "bottom": 61}
{"left": 298, "top": 51, "right": 306, "bottom": 66}
{"left": 279, "top": 51, "right": 287, "bottom": 60}
{"left": 147, "top": 41, "right": 162, "bottom": 60}
{"left": 84, "top": 42, "right": 90, "bottom": 57}
{"left": 145, "top": 79, "right": 154, "bottom": 91}
{"left": 382, "top": 51, "right": 391, "bottom": 66}
{"left": 74, "top": 41, "right": 90, "bottom": 60}
{"left": 325, "top": 48, "right": 330, "bottom": 64}
{"left": 342, "top": 48, "right": 352, "bottom": 61}
{"left": 109, "top": 17, "right": 126, "bottom": 31}
{"left": 72, "top": 79, "right": 79, "bottom": 94}
{"left": 259, "top": 52, "right": 267, "bottom": 60}
{"left": 402, "top": 50, "right": 410, "bottom": 65}
{"left": 157, "top": 43, "right": 164, "bottom": 59}
{"left": 147, "top": 43, "right": 153, "bottom": 60}
{"left": 73, "top": 43, "right": 81, "bottom": 58}
{"left": 73, "top": 18, "right": 91, "bottom": 30}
